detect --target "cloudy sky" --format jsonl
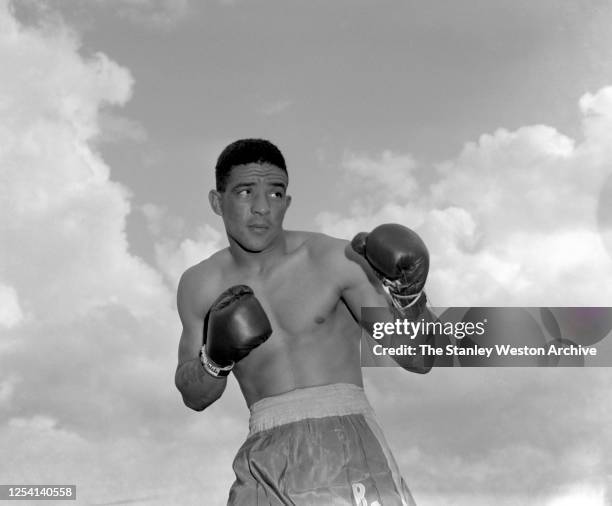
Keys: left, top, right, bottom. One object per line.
{"left": 1, "top": 0, "right": 612, "bottom": 504}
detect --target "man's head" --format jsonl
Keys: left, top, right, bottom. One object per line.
{"left": 215, "top": 139, "right": 287, "bottom": 192}
{"left": 209, "top": 139, "right": 291, "bottom": 253}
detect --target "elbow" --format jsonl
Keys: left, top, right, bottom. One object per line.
{"left": 402, "top": 355, "right": 434, "bottom": 374}
{"left": 174, "top": 361, "right": 224, "bottom": 412}
{"left": 402, "top": 363, "right": 432, "bottom": 374}
{"left": 183, "top": 396, "right": 208, "bottom": 412}
{"left": 175, "top": 384, "right": 211, "bottom": 412}
{"left": 175, "top": 381, "right": 217, "bottom": 412}
{"left": 174, "top": 379, "right": 208, "bottom": 412}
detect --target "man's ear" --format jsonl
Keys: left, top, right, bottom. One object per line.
{"left": 209, "top": 189, "right": 223, "bottom": 216}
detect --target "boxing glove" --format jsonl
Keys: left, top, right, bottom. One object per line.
{"left": 201, "top": 285, "right": 272, "bottom": 377}
{"left": 351, "top": 224, "right": 429, "bottom": 316}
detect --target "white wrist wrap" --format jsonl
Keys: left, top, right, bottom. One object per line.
{"left": 382, "top": 283, "right": 428, "bottom": 319}
{"left": 199, "top": 346, "right": 234, "bottom": 378}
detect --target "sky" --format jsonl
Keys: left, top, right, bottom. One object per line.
{"left": 1, "top": 0, "right": 612, "bottom": 504}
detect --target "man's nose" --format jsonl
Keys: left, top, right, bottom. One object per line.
{"left": 251, "top": 191, "right": 270, "bottom": 215}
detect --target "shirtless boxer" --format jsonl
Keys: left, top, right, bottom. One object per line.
{"left": 175, "top": 139, "right": 435, "bottom": 505}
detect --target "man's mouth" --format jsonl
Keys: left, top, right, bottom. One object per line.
{"left": 248, "top": 223, "right": 270, "bottom": 231}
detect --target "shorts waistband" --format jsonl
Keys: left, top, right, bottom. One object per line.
{"left": 248, "top": 383, "right": 373, "bottom": 436}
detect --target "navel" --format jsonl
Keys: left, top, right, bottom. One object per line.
{"left": 315, "top": 316, "right": 325, "bottom": 324}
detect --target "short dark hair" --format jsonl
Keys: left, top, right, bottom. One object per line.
{"left": 215, "top": 138, "right": 287, "bottom": 191}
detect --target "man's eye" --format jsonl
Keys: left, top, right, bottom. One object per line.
{"left": 237, "top": 189, "right": 250, "bottom": 196}
{"left": 270, "top": 192, "right": 284, "bottom": 198}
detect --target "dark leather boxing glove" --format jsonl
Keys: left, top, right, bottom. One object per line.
{"left": 351, "top": 224, "right": 429, "bottom": 315}
{"left": 201, "top": 285, "right": 272, "bottom": 377}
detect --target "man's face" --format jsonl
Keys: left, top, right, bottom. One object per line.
{"left": 210, "top": 163, "right": 291, "bottom": 253}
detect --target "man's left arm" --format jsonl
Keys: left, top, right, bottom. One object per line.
{"left": 335, "top": 226, "right": 437, "bottom": 374}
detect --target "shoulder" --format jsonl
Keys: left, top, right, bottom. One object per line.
{"left": 288, "top": 230, "right": 366, "bottom": 281}
{"left": 177, "top": 249, "right": 229, "bottom": 314}
{"left": 285, "top": 230, "right": 348, "bottom": 260}
{"left": 179, "top": 249, "right": 226, "bottom": 287}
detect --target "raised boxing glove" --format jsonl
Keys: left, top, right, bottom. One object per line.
{"left": 201, "top": 285, "right": 272, "bottom": 377}
{"left": 351, "top": 224, "right": 429, "bottom": 316}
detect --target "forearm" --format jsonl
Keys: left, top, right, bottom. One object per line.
{"left": 175, "top": 357, "right": 227, "bottom": 411}
{"left": 384, "top": 300, "right": 437, "bottom": 373}
{"left": 350, "top": 222, "right": 434, "bottom": 372}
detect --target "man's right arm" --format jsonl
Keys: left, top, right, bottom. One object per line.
{"left": 175, "top": 268, "right": 226, "bottom": 412}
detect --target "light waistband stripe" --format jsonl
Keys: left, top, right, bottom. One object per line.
{"left": 248, "top": 383, "right": 373, "bottom": 435}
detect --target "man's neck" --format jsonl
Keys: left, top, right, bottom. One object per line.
{"left": 228, "top": 233, "right": 289, "bottom": 274}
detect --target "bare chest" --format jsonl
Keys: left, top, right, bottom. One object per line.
{"left": 220, "top": 250, "right": 343, "bottom": 337}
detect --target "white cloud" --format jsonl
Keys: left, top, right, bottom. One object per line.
{"left": 97, "top": 110, "right": 147, "bottom": 144}
{"left": 323, "top": 89, "right": 612, "bottom": 502}
{"left": 0, "top": 0, "right": 180, "bottom": 439}
{"left": 317, "top": 88, "right": 612, "bottom": 306}
{"left": 2, "top": 3, "right": 611, "bottom": 504}
{"left": 544, "top": 482, "right": 608, "bottom": 506}
{"left": 0, "top": 5, "right": 241, "bottom": 502}
{"left": 141, "top": 203, "right": 224, "bottom": 287}
{"left": 580, "top": 87, "right": 612, "bottom": 154}
{"left": 0, "top": 284, "right": 23, "bottom": 328}
{"left": 599, "top": 201, "right": 612, "bottom": 258}
{"left": 364, "top": 367, "right": 612, "bottom": 505}
{"left": 155, "top": 225, "right": 223, "bottom": 287}
{"left": 343, "top": 149, "right": 420, "bottom": 200}
{"left": 0, "top": 4, "right": 170, "bottom": 324}
{"left": 141, "top": 202, "right": 185, "bottom": 237}
{"left": 0, "top": 8, "right": 244, "bottom": 499}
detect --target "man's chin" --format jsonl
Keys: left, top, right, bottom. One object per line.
{"left": 227, "top": 227, "right": 284, "bottom": 253}
{"left": 237, "top": 235, "right": 276, "bottom": 253}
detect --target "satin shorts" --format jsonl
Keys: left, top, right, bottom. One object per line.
{"left": 228, "top": 383, "right": 416, "bottom": 506}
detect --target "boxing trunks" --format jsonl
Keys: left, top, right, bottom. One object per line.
{"left": 228, "top": 383, "right": 416, "bottom": 506}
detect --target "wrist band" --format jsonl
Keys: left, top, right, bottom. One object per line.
{"left": 199, "top": 346, "right": 234, "bottom": 378}
{"left": 383, "top": 285, "right": 428, "bottom": 319}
